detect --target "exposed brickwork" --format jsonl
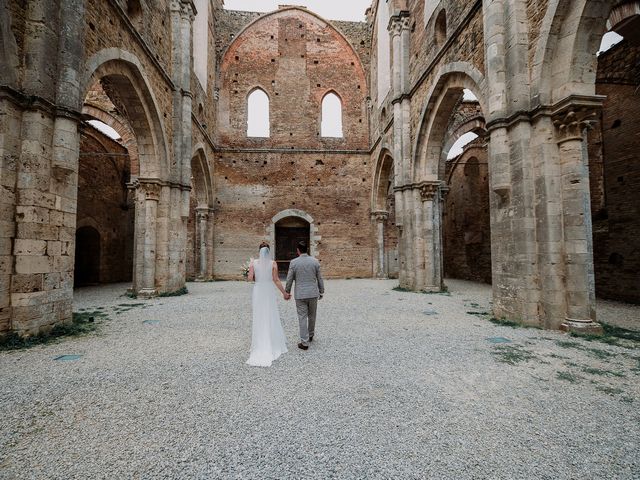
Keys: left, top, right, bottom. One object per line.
{"left": 591, "top": 84, "right": 640, "bottom": 303}
{"left": 77, "top": 126, "right": 134, "bottom": 285}
{"left": 443, "top": 142, "right": 491, "bottom": 284}
{"left": 214, "top": 7, "right": 372, "bottom": 278}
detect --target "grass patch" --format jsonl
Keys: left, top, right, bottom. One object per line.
{"left": 159, "top": 286, "right": 189, "bottom": 297}
{"left": 556, "top": 340, "right": 614, "bottom": 359}
{"left": 0, "top": 310, "right": 104, "bottom": 351}
{"left": 570, "top": 322, "right": 640, "bottom": 349}
{"left": 556, "top": 371, "right": 579, "bottom": 383}
{"left": 489, "top": 317, "right": 541, "bottom": 329}
{"left": 581, "top": 366, "right": 625, "bottom": 378}
{"left": 491, "top": 344, "right": 537, "bottom": 365}
{"left": 392, "top": 285, "right": 451, "bottom": 296}
{"left": 596, "top": 385, "right": 624, "bottom": 396}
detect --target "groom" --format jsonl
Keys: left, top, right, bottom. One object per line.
{"left": 285, "top": 241, "right": 324, "bottom": 350}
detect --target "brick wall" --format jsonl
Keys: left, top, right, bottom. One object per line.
{"left": 443, "top": 143, "right": 491, "bottom": 283}
{"left": 591, "top": 81, "right": 640, "bottom": 303}
{"left": 213, "top": 7, "right": 373, "bottom": 279}
{"left": 77, "top": 126, "right": 134, "bottom": 285}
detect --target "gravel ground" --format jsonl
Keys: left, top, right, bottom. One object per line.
{"left": 1, "top": 279, "right": 639, "bottom": 479}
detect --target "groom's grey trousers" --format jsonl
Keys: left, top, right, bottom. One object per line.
{"left": 295, "top": 298, "right": 317, "bottom": 346}
{"left": 285, "top": 254, "right": 325, "bottom": 347}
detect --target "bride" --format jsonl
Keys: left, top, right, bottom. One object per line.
{"left": 246, "top": 241, "right": 290, "bottom": 367}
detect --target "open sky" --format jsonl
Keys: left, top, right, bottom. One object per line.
{"left": 223, "top": 0, "right": 372, "bottom": 22}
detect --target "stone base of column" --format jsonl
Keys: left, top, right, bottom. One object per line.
{"left": 560, "top": 319, "right": 603, "bottom": 335}
{"left": 138, "top": 288, "right": 158, "bottom": 299}
{"left": 422, "top": 286, "right": 443, "bottom": 293}
{"left": 194, "top": 277, "right": 209, "bottom": 282}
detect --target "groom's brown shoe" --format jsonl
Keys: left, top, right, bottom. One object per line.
{"left": 298, "top": 343, "right": 309, "bottom": 350}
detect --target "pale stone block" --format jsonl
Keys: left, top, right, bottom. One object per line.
{"left": 0, "top": 255, "right": 12, "bottom": 275}
{"left": 13, "top": 239, "right": 47, "bottom": 255}
{"left": 11, "top": 273, "right": 44, "bottom": 293}
{"left": 62, "top": 212, "right": 76, "bottom": 229}
{"left": 15, "top": 255, "right": 53, "bottom": 274}
{"left": 11, "top": 290, "right": 51, "bottom": 307}
{"left": 16, "top": 222, "right": 59, "bottom": 241}
{"left": 47, "top": 241, "right": 62, "bottom": 257}
{"left": 49, "top": 210, "right": 64, "bottom": 226}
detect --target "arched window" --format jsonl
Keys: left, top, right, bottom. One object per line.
{"left": 376, "top": 0, "right": 391, "bottom": 103}
{"left": 321, "top": 92, "right": 343, "bottom": 138}
{"left": 435, "top": 9, "right": 447, "bottom": 47}
{"left": 247, "top": 89, "right": 270, "bottom": 137}
{"left": 127, "top": 0, "right": 143, "bottom": 29}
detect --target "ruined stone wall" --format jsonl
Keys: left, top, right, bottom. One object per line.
{"left": 84, "top": 0, "right": 176, "bottom": 150}
{"left": 77, "top": 127, "right": 134, "bottom": 284}
{"left": 443, "top": 143, "right": 491, "bottom": 284}
{"left": 408, "top": 0, "right": 485, "bottom": 147}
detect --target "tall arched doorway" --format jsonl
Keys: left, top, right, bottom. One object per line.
{"left": 74, "top": 226, "right": 101, "bottom": 287}
{"left": 275, "top": 217, "right": 311, "bottom": 276}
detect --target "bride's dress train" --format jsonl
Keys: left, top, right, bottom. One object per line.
{"left": 246, "top": 249, "right": 288, "bottom": 367}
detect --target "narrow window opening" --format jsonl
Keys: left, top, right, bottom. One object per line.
{"left": 247, "top": 89, "right": 270, "bottom": 138}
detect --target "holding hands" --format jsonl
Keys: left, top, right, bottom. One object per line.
{"left": 283, "top": 292, "right": 291, "bottom": 301}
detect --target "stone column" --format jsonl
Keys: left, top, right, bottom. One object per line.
{"left": 553, "top": 104, "right": 602, "bottom": 334}
{"left": 371, "top": 211, "right": 389, "bottom": 278}
{"left": 412, "top": 187, "right": 426, "bottom": 290}
{"left": 196, "top": 207, "right": 209, "bottom": 280}
{"left": 419, "top": 182, "right": 444, "bottom": 292}
{"left": 139, "top": 182, "right": 160, "bottom": 298}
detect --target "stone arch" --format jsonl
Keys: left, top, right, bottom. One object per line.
{"left": 82, "top": 48, "right": 169, "bottom": 180}
{"left": 372, "top": 147, "right": 394, "bottom": 211}
{"left": 220, "top": 7, "right": 367, "bottom": 83}
{"left": 412, "top": 64, "right": 487, "bottom": 183}
{"left": 82, "top": 104, "right": 140, "bottom": 176}
{"left": 434, "top": 9, "right": 447, "bottom": 47}
{"left": 190, "top": 145, "right": 213, "bottom": 209}
{"left": 268, "top": 209, "right": 320, "bottom": 258}
{"left": 531, "top": 0, "right": 622, "bottom": 104}
{"left": 440, "top": 116, "right": 486, "bottom": 166}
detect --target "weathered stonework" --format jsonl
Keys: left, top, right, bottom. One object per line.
{"left": 1, "top": 0, "right": 639, "bottom": 337}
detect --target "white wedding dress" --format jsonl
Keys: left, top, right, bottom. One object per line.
{"left": 246, "top": 247, "right": 288, "bottom": 367}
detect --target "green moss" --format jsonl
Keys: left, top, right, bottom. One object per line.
{"left": 0, "top": 310, "right": 104, "bottom": 351}
{"left": 159, "top": 286, "right": 189, "bottom": 297}
{"left": 556, "top": 371, "right": 579, "bottom": 383}
{"left": 491, "top": 344, "right": 537, "bottom": 365}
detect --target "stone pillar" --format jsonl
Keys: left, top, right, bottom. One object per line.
{"left": 389, "top": 11, "right": 412, "bottom": 289}
{"left": 553, "top": 104, "right": 602, "bottom": 334}
{"left": 412, "top": 187, "right": 426, "bottom": 290}
{"left": 419, "top": 182, "right": 445, "bottom": 292}
{"left": 371, "top": 211, "right": 388, "bottom": 278}
{"left": 196, "top": 207, "right": 209, "bottom": 280}
{"left": 139, "top": 182, "right": 160, "bottom": 298}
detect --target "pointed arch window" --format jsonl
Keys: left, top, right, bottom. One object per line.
{"left": 321, "top": 92, "right": 343, "bottom": 138}
{"left": 247, "top": 88, "right": 270, "bottom": 137}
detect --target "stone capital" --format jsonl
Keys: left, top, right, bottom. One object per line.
{"left": 139, "top": 181, "right": 162, "bottom": 202}
{"left": 195, "top": 207, "right": 209, "bottom": 221}
{"left": 371, "top": 210, "right": 389, "bottom": 223}
{"left": 388, "top": 14, "right": 408, "bottom": 37}
{"left": 551, "top": 96, "right": 604, "bottom": 144}
{"left": 417, "top": 181, "right": 443, "bottom": 202}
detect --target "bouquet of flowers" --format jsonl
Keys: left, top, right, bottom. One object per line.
{"left": 241, "top": 258, "right": 253, "bottom": 278}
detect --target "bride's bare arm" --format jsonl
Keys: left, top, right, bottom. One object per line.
{"left": 248, "top": 262, "right": 255, "bottom": 282}
{"left": 271, "top": 262, "right": 286, "bottom": 295}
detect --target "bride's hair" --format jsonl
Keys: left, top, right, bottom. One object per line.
{"left": 259, "top": 241, "right": 269, "bottom": 251}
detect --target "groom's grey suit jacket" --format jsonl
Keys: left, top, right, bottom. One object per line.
{"left": 285, "top": 254, "right": 324, "bottom": 299}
